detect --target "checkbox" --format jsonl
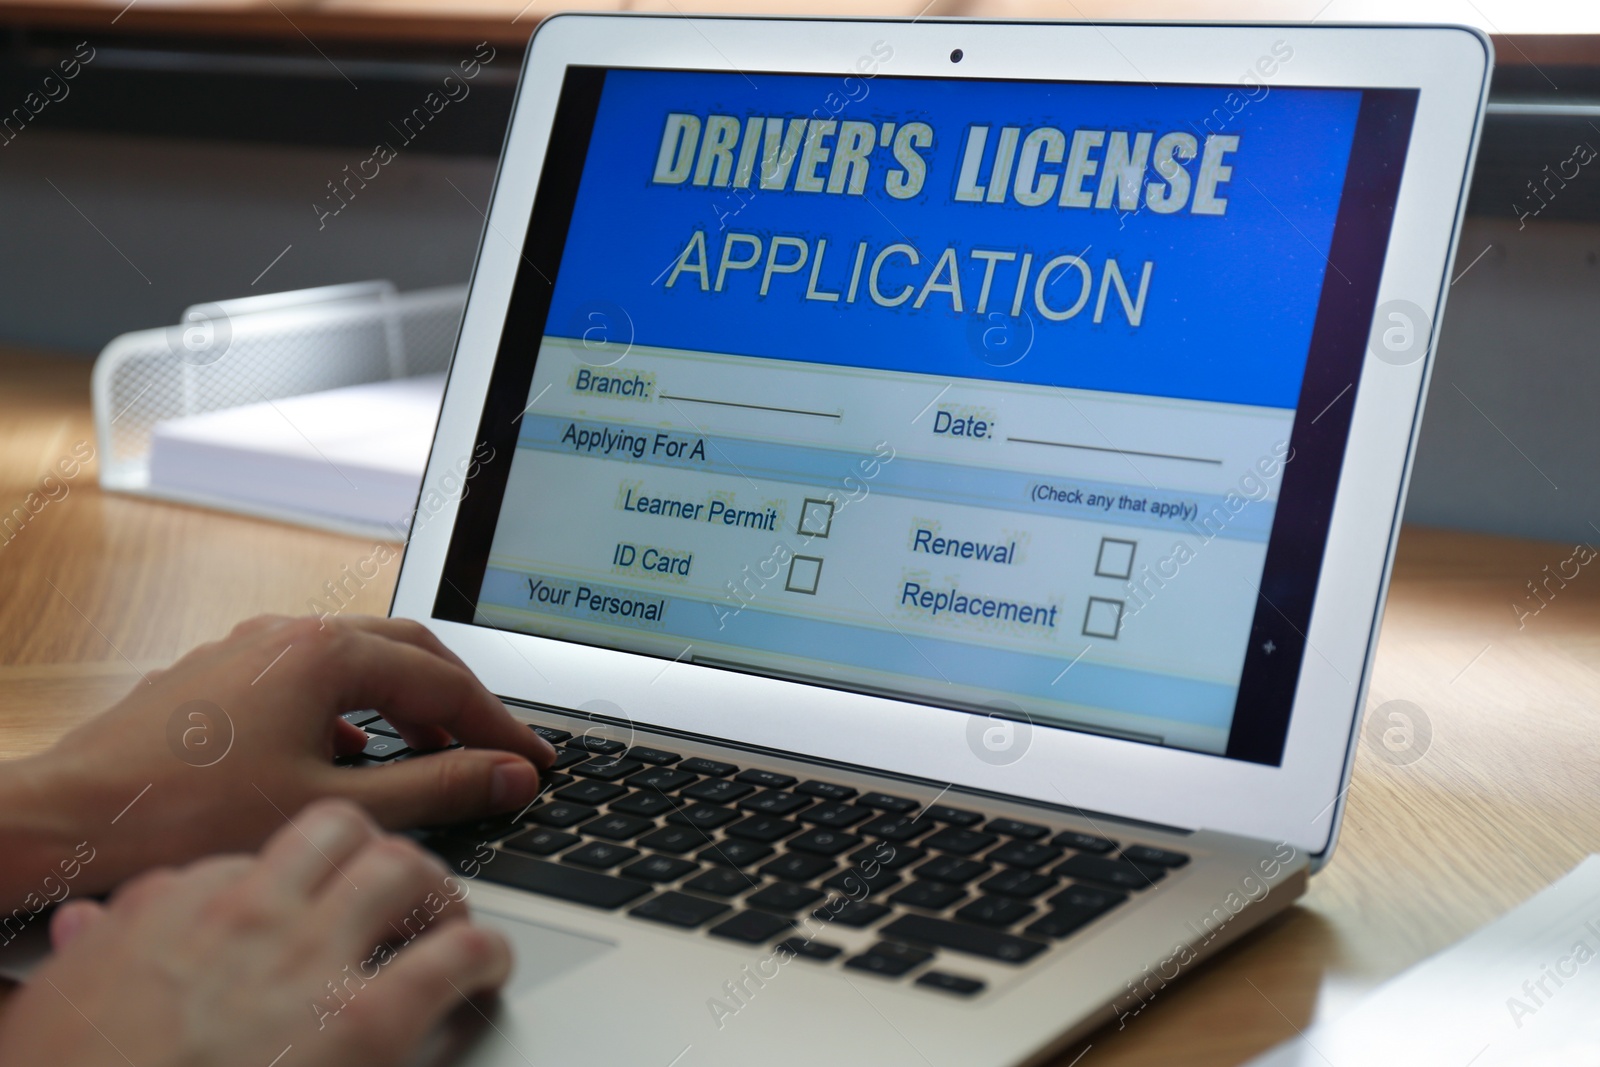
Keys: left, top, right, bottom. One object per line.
{"left": 1095, "top": 538, "right": 1137, "bottom": 580}
{"left": 785, "top": 555, "right": 823, "bottom": 595}
{"left": 1082, "top": 597, "right": 1124, "bottom": 639}
{"left": 798, "top": 498, "right": 835, "bottom": 538}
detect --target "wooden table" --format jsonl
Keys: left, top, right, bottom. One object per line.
{"left": 3, "top": 345, "right": 1598, "bottom": 1064}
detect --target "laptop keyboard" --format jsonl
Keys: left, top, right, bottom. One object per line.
{"left": 358, "top": 719, "right": 1189, "bottom": 997}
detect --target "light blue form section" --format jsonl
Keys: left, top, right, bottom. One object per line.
{"left": 517, "top": 413, "right": 1272, "bottom": 543}
{"left": 480, "top": 566, "right": 1237, "bottom": 731}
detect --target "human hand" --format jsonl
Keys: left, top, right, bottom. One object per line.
{"left": 3, "top": 615, "right": 555, "bottom": 904}
{"left": 0, "top": 800, "right": 511, "bottom": 1067}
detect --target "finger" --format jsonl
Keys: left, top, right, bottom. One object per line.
{"left": 350, "top": 921, "right": 511, "bottom": 1062}
{"left": 256, "top": 799, "right": 379, "bottom": 899}
{"left": 49, "top": 900, "right": 105, "bottom": 951}
{"left": 318, "top": 632, "right": 554, "bottom": 767}
{"left": 317, "top": 748, "right": 543, "bottom": 830}
{"left": 333, "top": 717, "right": 373, "bottom": 757}
{"left": 227, "top": 614, "right": 290, "bottom": 641}
{"left": 311, "top": 836, "right": 462, "bottom": 958}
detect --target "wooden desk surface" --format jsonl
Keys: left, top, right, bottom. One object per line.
{"left": 3, "top": 346, "right": 1598, "bottom": 1064}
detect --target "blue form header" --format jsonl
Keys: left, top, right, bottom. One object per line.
{"left": 543, "top": 69, "right": 1362, "bottom": 410}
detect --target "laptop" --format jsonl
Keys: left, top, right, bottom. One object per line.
{"left": 386, "top": 15, "right": 1489, "bottom": 1066}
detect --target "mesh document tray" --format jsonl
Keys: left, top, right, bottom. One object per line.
{"left": 91, "top": 281, "right": 466, "bottom": 538}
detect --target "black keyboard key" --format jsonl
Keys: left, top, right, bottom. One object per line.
{"left": 861, "top": 815, "right": 931, "bottom": 843}
{"left": 667, "top": 804, "right": 739, "bottom": 831}
{"left": 363, "top": 716, "right": 403, "bottom": 737}
{"left": 916, "top": 972, "right": 985, "bottom": 996}
{"left": 890, "top": 880, "right": 966, "bottom": 910}
{"left": 800, "top": 802, "right": 872, "bottom": 829}
{"left": 859, "top": 792, "right": 919, "bottom": 814}
{"left": 572, "top": 758, "right": 644, "bottom": 782}
{"left": 881, "top": 914, "right": 1047, "bottom": 964}
{"left": 697, "top": 840, "right": 774, "bottom": 868}
{"left": 955, "top": 895, "right": 1035, "bottom": 928}
{"left": 1051, "top": 831, "right": 1117, "bottom": 854}
{"left": 629, "top": 891, "right": 729, "bottom": 929}
{"left": 845, "top": 942, "right": 932, "bottom": 978}
{"left": 361, "top": 734, "right": 409, "bottom": 761}
{"left": 725, "top": 816, "right": 800, "bottom": 844}
{"left": 530, "top": 801, "right": 597, "bottom": 828}
{"left": 530, "top": 724, "right": 572, "bottom": 744}
{"left": 432, "top": 811, "right": 527, "bottom": 843}
{"left": 987, "top": 842, "right": 1062, "bottom": 870}
{"left": 627, "top": 746, "right": 681, "bottom": 765}
{"left": 822, "top": 867, "right": 899, "bottom": 896}
{"left": 735, "top": 769, "right": 798, "bottom": 789}
{"left": 1025, "top": 906, "right": 1103, "bottom": 940}
{"left": 795, "top": 780, "right": 857, "bottom": 801}
{"left": 564, "top": 841, "right": 639, "bottom": 870}
{"left": 925, "top": 804, "right": 984, "bottom": 827}
{"left": 619, "top": 855, "right": 698, "bottom": 883}
{"left": 1047, "top": 883, "right": 1128, "bottom": 913}
{"left": 679, "top": 757, "right": 737, "bottom": 777}
{"left": 923, "top": 827, "right": 997, "bottom": 856}
{"left": 472, "top": 851, "right": 650, "bottom": 909}
{"left": 777, "top": 936, "right": 842, "bottom": 961}
{"left": 341, "top": 709, "right": 381, "bottom": 727}
{"left": 684, "top": 868, "right": 761, "bottom": 897}
{"left": 681, "top": 779, "right": 754, "bottom": 803}
{"left": 738, "top": 790, "right": 810, "bottom": 816}
{"left": 850, "top": 843, "right": 925, "bottom": 871}
{"left": 980, "top": 869, "right": 1056, "bottom": 899}
{"left": 986, "top": 818, "right": 1049, "bottom": 841}
{"left": 915, "top": 856, "right": 989, "bottom": 885}
{"left": 541, "top": 772, "right": 573, "bottom": 790}
{"left": 760, "top": 853, "right": 834, "bottom": 883}
{"left": 550, "top": 748, "right": 591, "bottom": 770}
{"left": 709, "top": 909, "right": 794, "bottom": 944}
{"left": 1121, "top": 845, "right": 1190, "bottom": 868}
{"left": 555, "top": 781, "right": 626, "bottom": 806}
{"left": 637, "top": 826, "right": 703, "bottom": 854}
{"left": 611, "top": 791, "right": 684, "bottom": 817}
{"left": 1053, "top": 854, "right": 1165, "bottom": 891}
{"left": 628, "top": 767, "right": 697, "bottom": 793}
{"left": 748, "top": 883, "right": 823, "bottom": 913}
{"left": 567, "top": 735, "right": 627, "bottom": 756}
{"left": 583, "top": 813, "right": 654, "bottom": 841}
{"left": 502, "top": 828, "right": 578, "bottom": 857}
{"left": 788, "top": 829, "right": 861, "bottom": 856}
{"left": 815, "top": 900, "right": 891, "bottom": 928}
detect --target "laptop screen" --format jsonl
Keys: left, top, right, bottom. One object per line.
{"left": 434, "top": 63, "right": 1417, "bottom": 766}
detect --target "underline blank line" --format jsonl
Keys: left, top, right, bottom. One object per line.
{"left": 1006, "top": 437, "right": 1222, "bottom": 466}
{"left": 658, "top": 393, "right": 840, "bottom": 420}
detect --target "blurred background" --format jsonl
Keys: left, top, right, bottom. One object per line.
{"left": 0, "top": 0, "right": 1595, "bottom": 542}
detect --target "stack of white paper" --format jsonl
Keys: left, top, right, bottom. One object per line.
{"left": 146, "top": 374, "right": 445, "bottom": 535}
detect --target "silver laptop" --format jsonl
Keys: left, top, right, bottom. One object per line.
{"left": 388, "top": 16, "right": 1489, "bottom": 1066}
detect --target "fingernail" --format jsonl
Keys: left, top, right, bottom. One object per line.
{"left": 490, "top": 758, "right": 539, "bottom": 809}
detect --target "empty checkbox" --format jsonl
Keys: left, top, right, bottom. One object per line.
{"left": 786, "top": 555, "right": 823, "bottom": 595}
{"left": 1095, "top": 538, "right": 1137, "bottom": 580}
{"left": 798, "top": 498, "right": 835, "bottom": 538}
{"left": 1082, "top": 597, "right": 1124, "bottom": 639}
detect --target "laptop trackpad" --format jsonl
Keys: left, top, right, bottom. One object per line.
{"left": 477, "top": 909, "right": 614, "bottom": 997}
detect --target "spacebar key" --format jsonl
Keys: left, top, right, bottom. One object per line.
{"left": 480, "top": 850, "right": 651, "bottom": 909}
{"left": 881, "top": 915, "right": 1048, "bottom": 964}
